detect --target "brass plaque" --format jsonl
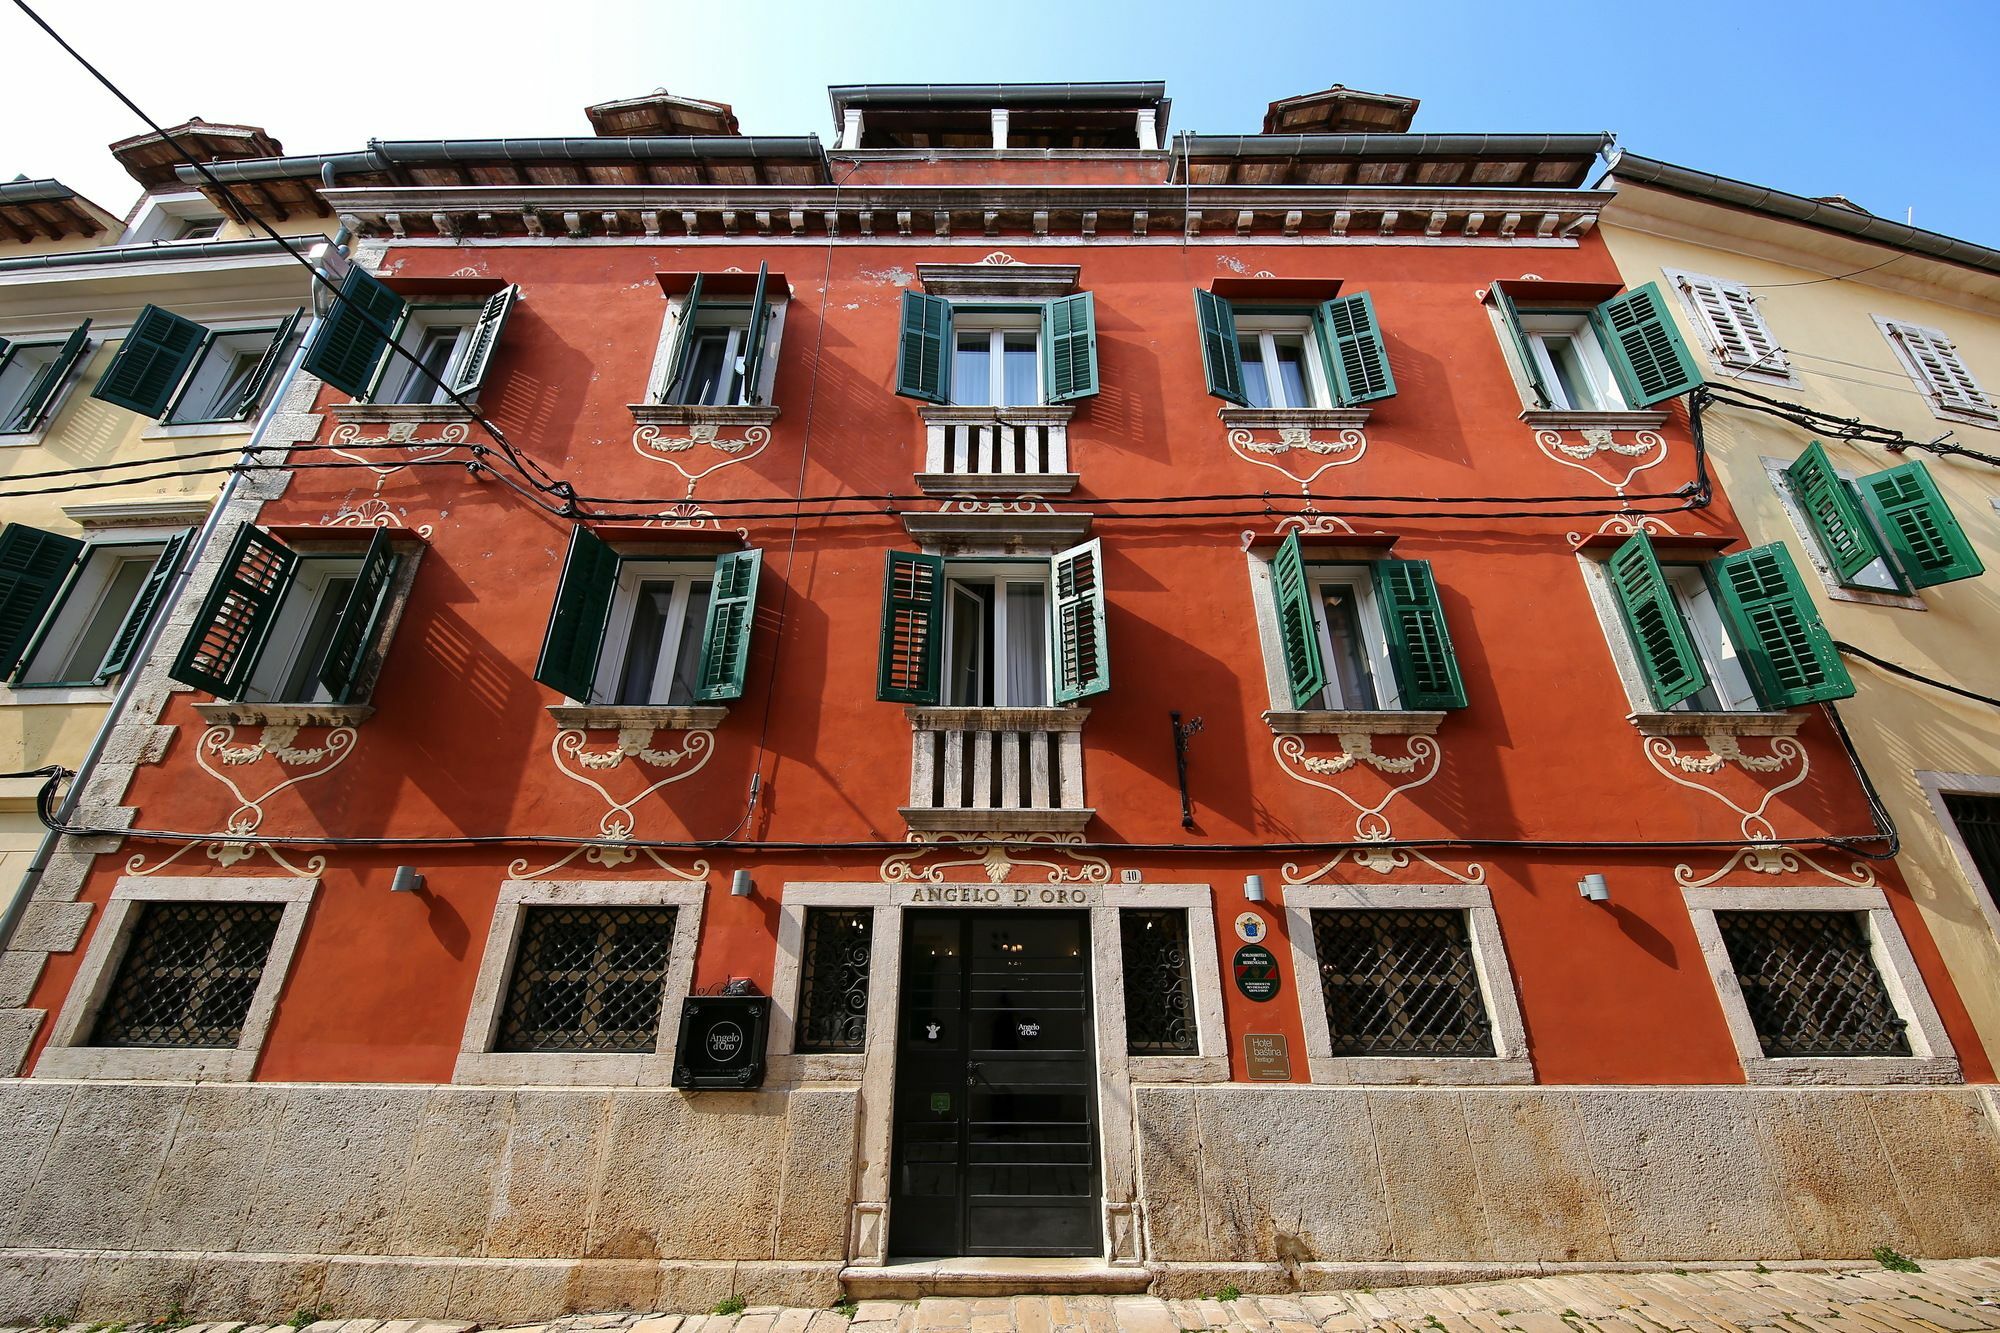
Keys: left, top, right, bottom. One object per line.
{"left": 1243, "top": 1033, "right": 1292, "bottom": 1081}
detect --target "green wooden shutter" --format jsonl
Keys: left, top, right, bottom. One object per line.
{"left": 303, "top": 267, "right": 406, "bottom": 399}
{"left": 895, "top": 291, "right": 952, "bottom": 403}
{"left": 1052, "top": 538, "right": 1111, "bottom": 703}
{"left": 877, "top": 551, "right": 945, "bottom": 704}
{"left": 1784, "top": 441, "right": 1885, "bottom": 584}
{"left": 169, "top": 523, "right": 299, "bottom": 699}
{"left": 1857, "top": 459, "right": 1985, "bottom": 588}
{"left": 95, "top": 526, "right": 194, "bottom": 680}
{"left": 1271, "top": 533, "right": 1327, "bottom": 708}
{"left": 1604, "top": 532, "right": 1709, "bottom": 710}
{"left": 1314, "top": 292, "right": 1397, "bottom": 405}
{"left": 738, "top": 263, "right": 772, "bottom": 406}
{"left": 1372, "top": 559, "right": 1467, "bottom": 710}
{"left": 534, "top": 526, "right": 621, "bottom": 702}
{"left": 1194, "top": 288, "right": 1247, "bottom": 406}
{"left": 695, "top": 548, "right": 762, "bottom": 702}
{"left": 4, "top": 322, "right": 92, "bottom": 433}
{"left": 1710, "top": 542, "right": 1853, "bottom": 707}
{"left": 0, "top": 524, "right": 85, "bottom": 678}
{"left": 228, "top": 307, "right": 304, "bottom": 420}
{"left": 1043, "top": 292, "right": 1099, "bottom": 403}
{"left": 660, "top": 274, "right": 703, "bottom": 403}
{"left": 1591, "top": 282, "right": 1702, "bottom": 407}
{"left": 92, "top": 305, "right": 210, "bottom": 418}
{"left": 317, "top": 529, "right": 402, "bottom": 704}
{"left": 446, "top": 285, "right": 517, "bottom": 396}
{"left": 1489, "top": 285, "right": 1549, "bottom": 408}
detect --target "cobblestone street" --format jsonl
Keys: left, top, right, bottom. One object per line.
{"left": 19, "top": 1258, "right": 2000, "bottom": 1333}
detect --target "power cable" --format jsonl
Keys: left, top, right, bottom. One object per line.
{"left": 1835, "top": 641, "right": 2000, "bottom": 710}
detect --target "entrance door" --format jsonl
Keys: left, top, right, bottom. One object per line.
{"left": 889, "top": 910, "right": 1101, "bottom": 1257}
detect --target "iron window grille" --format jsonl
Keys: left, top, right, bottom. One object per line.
{"left": 1119, "top": 908, "right": 1198, "bottom": 1055}
{"left": 795, "top": 907, "right": 874, "bottom": 1053}
{"left": 1715, "top": 910, "right": 1910, "bottom": 1057}
{"left": 89, "top": 901, "right": 283, "bottom": 1048}
{"left": 1944, "top": 793, "right": 2000, "bottom": 913}
{"left": 497, "top": 906, "right": 678, "bottom": 1054}
{"left": 1310, "top": 908, "right": 1495, "bottom": 1057}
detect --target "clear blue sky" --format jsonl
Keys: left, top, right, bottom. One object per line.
{"left": 5, "top": 0, "right": 1997, "bottom": 246}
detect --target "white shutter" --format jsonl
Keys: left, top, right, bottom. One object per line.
{"left": 1888, "top": 320, "right": 1993, "bottom": 415}
{"left": 1674, "top": 272, "right": 1787, "bottom": 374}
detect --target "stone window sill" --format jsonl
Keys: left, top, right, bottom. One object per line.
{"left": 1628, "top": 710, "right": 1806, "bottom": 738}
{"left": 919, "top": 404, "right": 1076, "bottom": 427}
{"left": 900, "top": 806, "right": 1095, "bottom": 834}
{"left": 1519, "top": 407, "right": 1670, "bottom": 431}
{"left": 1307, "top": 1055, "right": 1537, "bottom": 1086}
{"left": 547, "top": 704, "right": 729, "bottom": 730}
{"left": 1219, "top": 406, "right": 1372, "bottom": 431}
{"left": 906, "top": 705, "right": 1088, "bottom": 733}
{"left": 328, "top": 401, "right": 477, "bottom": 424}
{"left": 915, "top": 472, "right": 1080, "bottom": 497}
{"left": 1741, "top": 1055, "right": 1960, "bottom": 1086}
{"left": 1263, "top": 709, "right": 1444, "bottom": 737}
{"left": 627, "top": 403, "right": 781, "bottom": 428}
{"left": 193, "top": 702, "right": 375, "bottom": 728}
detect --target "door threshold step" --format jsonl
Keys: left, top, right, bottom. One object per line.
{"left": 841, "top": 1257, "right": 1153, "bottom": 1298}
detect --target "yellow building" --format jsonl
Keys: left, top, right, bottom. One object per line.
{"left": 0, "top": 121, "right": 323, "bottom": 927}
{"left": 1598, "top": 153, "right": 2000, "bottom": 1067}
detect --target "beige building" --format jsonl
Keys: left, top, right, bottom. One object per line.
{"left": 0, "top": 122, "right": 324, "bottom": 925}
{"left": 1598, "top": 153, "right": 2000, "bottom": 1068}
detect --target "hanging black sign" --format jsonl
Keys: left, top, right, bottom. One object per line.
{"left": 671, "top": 995, "right": 770, "bottom": 1089}
{"left": 1233, "top": 943, "right": 1281, "bottom": 1002}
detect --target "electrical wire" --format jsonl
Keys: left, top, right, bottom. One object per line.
{"left": 1739, "top": 253, "right": 1905, "bottom": 289}
{"left": 1836, "top": 641, "right": 2000, "bottom": 709}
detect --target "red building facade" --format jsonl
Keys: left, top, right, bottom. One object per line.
{"left": 4, "top": 85, "right": 1998, "bottom": 1316}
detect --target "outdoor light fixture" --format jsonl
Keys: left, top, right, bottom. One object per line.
{"left": 390, "top": 866, "right": 425, "bottom": 894}
{"left": 1243, "top": 874, "right": 1266, "bottom": 903}
{"left": 730, "top": 869, "right": 754, "bottom": 898}
{"left": 1577, "top": 873, "right": 1610, "bottom": 904}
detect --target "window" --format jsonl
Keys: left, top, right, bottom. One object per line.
{"left": 1119, "top": 908, "right": 1197, "bottom": 1056}
{"left": 89, "top": 900, "right": 284, "bottom": 1048}
{"left": 9, "top": 531, "right": 191, "bottom": 688}
{"left": 794, "top": 907, "right": 873, "bottom": 1054}
{"left": 302, "top": 267, "right": 515, "bottom": 405}
{"left": 1195, "top": 289, "right": 1393, "bottom": 409}
{"left": 534, "top": 530, "right": 761, "bottom": 707}
{"left": 1598, "top": 531, "right": 1852, "bottom": 713}
{"left": 1781, "top": 442, "right": 1983, "bottom": 596}
{"left": 876, "top": 541, "right": 1108, "bottom": 706}
{"left": 168, "top": 524, "right": 407, "bottom": 706}
{"left": 1714, "top": 911, "right": 1909, "bottom": 1057}
{"left": 90, "top": 305, "right": 303, "bottom": 425}
{"left": 1877, "top": 317, "right": 1996, "bottom": 426}
{"left": 496, "top": 905, "right": 679, "bottom": 1054}
{"left": 895, "top": 290, "right": 1098, "bottom": 406}
{"left": 1264, "top": 534, "right": 1466, "bottom": 713}
{"left": 1941, "top": 791, "right": 2000, "bottom": 915}
{"left": 172, "top": 217, "right": 223, "bottom": 241}
{"left": 653, "top": 264, "right": 777, "bottom": 407}
{"left": 1666, "top": 269, "right": 1791, "bottom": 381}
{"left": 1490, "top": 281, "right": 1700, "bottom": 411}
{"left": 0, "top": 323, "right": 92, "bottom": 434}
{"left": 1309, "top": 908, "right": 1494, "bottom": 1057}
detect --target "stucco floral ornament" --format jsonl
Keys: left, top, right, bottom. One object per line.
{"left": 507, "top": 723, "right": 716, "bottom": 879}
{"left": 1271, "top": 732, "right": 1484, "bottom": 885}
{"left": 1227, "top": 424, "right": 1368, "bottom": 493}
{"left": 630, "top": 420, "right": 773, "bottom": 490}
{"left": 881, "top": 832, "right": 1111, "bottom": 886}
{"left": 126, "top": 724, "right": 355, "bottom": 877}
{"left": 329, "top": 420, "right": 469, "bottom": 489}
{"left": 1642, "top": 733, "right": 1809, "bottom": 841}
{"left": 326, "top": 495, "right": 436, "bottom": 539}
{"left": 1533, "top": 426, "right": 1668, "bottom": 495}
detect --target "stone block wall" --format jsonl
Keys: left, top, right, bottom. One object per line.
{"left": 1133, "top": 1084, "right": 2000, "bottom": 1292}
{"left": 0, "top": 1080, "right": 859, "bottom": 1323}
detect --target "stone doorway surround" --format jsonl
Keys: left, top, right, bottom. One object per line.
{"left": 768, "top": 882, "right": 1228, "bottom": 1273}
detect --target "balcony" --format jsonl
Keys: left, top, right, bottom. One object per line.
{"left": 902, "top": 707, "right": 1092, "bottom": 833}
{"left": 917, "top": 406, "right": 1077, "bottom": 495}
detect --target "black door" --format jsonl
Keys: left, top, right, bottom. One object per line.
{"left": 889, "top": 910, "right": 1101, "bottom": 1257}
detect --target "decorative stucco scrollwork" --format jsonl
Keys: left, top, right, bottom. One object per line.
{"left": 328, "top": 420, "right": 469, "bottom": 488}
{"left": 506, "top": 723, "right": 717, "bottom": 880}
{"left": 1674, "top": 844, "right": 1879, "bottom": 891}
{"left": 1533, "top": 427, "right": 1667, "bottom": 495}
{"left": 1641, "top": 734, "right": 1809, "bottom": 842}
{"left": 126, "top": 723, "right": 356, "bottom": 877}
{"left": 880, "top": 832, "right": 1111, "bottom": 886}
{"left": 1227, "top": 425, "right": 1368, "bottom": 493}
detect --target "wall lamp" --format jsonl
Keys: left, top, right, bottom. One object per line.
{"left": 1243, "top": 874, "right": 1266, "bottom": 903}
{"left": 730, "top": 869, "right": 755, "bottom": 898}
{"left": 390, "top": 866, "right": 425, "bottom": 894}
{"left": 1577, "top": 873, "right": 1610, "bottom": 904}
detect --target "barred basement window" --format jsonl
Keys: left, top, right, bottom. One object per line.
{"left": 1716, "top": 910, "right": 1910, "bottom": 1057}
{"left": 1120, "top": 908, "right": 1197, "bottom": 1055}
{"left": 1943, "top": 793, "right": 2000, "bottom": 913}
{"left": 1310, "top": 909, "right": 1494, "bottom": 1057}
{"left": 497, "top": 906, "right": 679, "bottom": 1054}
{"left": 795, "top": 907, "right": 873, "bottom": 1053}
{"left": 89, "top": 901, "right": 283, "bottom": 1048}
